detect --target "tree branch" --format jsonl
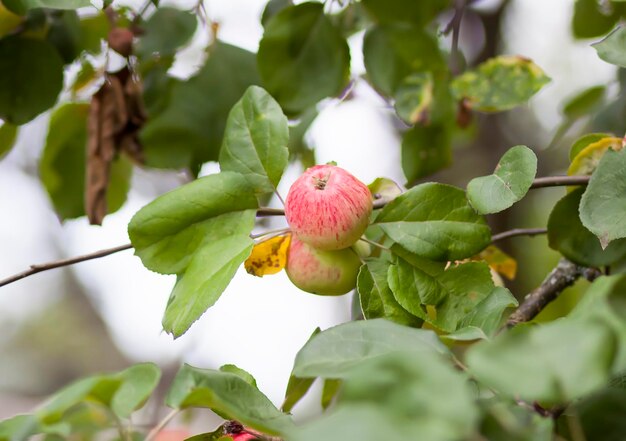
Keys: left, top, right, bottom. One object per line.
{"left": 529, "top": 175, "right": 589, "bottom": 189}
{"left": 0, "top": 243, "right": 133, "bottom": 288}
{"left": 491, "top": 227, "right": 547, "bottom": 243}
{"left": 505, "top": 259, "right": 601, "bottom": 328}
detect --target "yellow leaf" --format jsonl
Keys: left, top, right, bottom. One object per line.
{"left": 568, "top": 137, "right": 623, "bottom": 176}
{"left": 245, "top": 234, "right": 291, "bottom": 277}
{"left": 474, "top": 245, "right": 517, "bottom": 280}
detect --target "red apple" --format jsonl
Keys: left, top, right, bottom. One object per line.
{"left": 285, "top": 165, "right": 373, "bottom": 250}
{"left": 286, "top": 236, "right": 362, "bottom": 295}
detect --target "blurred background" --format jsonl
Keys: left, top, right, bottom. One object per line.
{"left": 0, "top": 0, "right": 621, "bottom": 432}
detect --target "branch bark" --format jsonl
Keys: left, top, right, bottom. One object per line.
{"left": 505, "top": 259, "right": 601, "bottom": 328}
{"left": 491, "top": 227, "right": 547, "bottom": 242}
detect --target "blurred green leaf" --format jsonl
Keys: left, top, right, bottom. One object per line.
{"left": 3, "top": 0, "right": 90, "bottom": 14}
{"left": 71, "top": 58, "right": 97, "bottom": 94}
{"left": 394, "top": 72, "right": 433, "bottom": 124}
{"left": 569, "top": 132, "right": 613, "bottom": 161}
{"left": 361, "top": 0, "right": 448, "bottom": 26}
{"left": 451, "top": 56, "right": 550, "bottom": 112}
{"left": 442, "top": 326, "right": 488, "bottom": 342}
{"left": 46, "top": 10, "right": 81, "bottom": 63}
{"left": 261, "top": 0, "right": 292, "bottom": 26}
{"left": 128, "top": 172, "right": 258, "bottom": 274}
{"left": 363, "top": 25, "right": 444, "bottom": 96}
{"left": 549, "top": 187, "right": 626, "bottom": 266}
{"left": 357, "top": 258, "right": 422, "bottom": 326}
{"left": 282, "top": 328, "right": 320, "bottom": 413}
{"left": 593, "top": 26, "right": 626, "bottom": 68}
{"left": 0, "top": 122, "right": 17, "bottom": 159}
{"left": 401, "top": 123, "right": 452, "bottom": 184}
{"left": 563, "top": 85, "right": 606, "bottom": 118}
{"left": 567, "top": 387, "right": 626, "bottom": 441}
{"left": 163, "top": 228, "right": 254, "bottom": 337}
{"left": 0, "top": 415, "right": 43, "bottom": 441}
{"left": 292, "top": 319, "right": 450, "bottom": 379}
{"left": 467, "top": 145, "right": 537, "bottom": 214}
{"left": 321, "top": 379, "right": 341, "bottom": 410}
{"left": 78, "top": 12, "right": 110, "bottom": 54}
{"left": 480, "top": 399, "right": 553, "bottom": 441}
{"left": 166, "top": 364, "right": 295, "bottom": 435}
{"left": 136, "top": 7, "right": 197, "bottom": 59}
{"left": 219, "top": 86, "right": 289, "bottom": 194}
{"left": 580, "top": 149, "right": 626, "bottom": 248}
{"left": 140, "top": 41, "right": 261, "bottom": 170}
{"left": 39, "top": 363, "right": 160, "bottom": 422}
{"left": 40, "top": 103, "right": 132, "bottom": 220}
{"left": 466, "top": 319, "right": 617, "bottom": 405}
{"left": 0, "top": 36, "right": 64, "bottom": 125}
{"left": 572, "top": 0, "right": 620, "bottom": 39}
{"left": 374, "top": 183, "right": 491, "bottom": 261}
{"left": 258, "top": 2, "right": 350, "bottom": 114}
{"left": 219, "top": 365, "right": 257, "bottom": 388}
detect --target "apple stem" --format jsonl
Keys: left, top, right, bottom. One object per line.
{"left": 360, "top": 237, "right": 390, "bottom": 252}
{"left": 313, "top": 171, "right": 332, "bottom": 190}
{"left": 251, "top": 227, "right": 291, "bottom": 241}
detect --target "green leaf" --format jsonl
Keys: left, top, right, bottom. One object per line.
{"left": 357, "top": 258, "right": 422, "bottom": 326}
{"left": 466, "top": 319, "right": 617, "bottom": 405}
{"left": 46, "top": 10, "right": 81, "bottom": 64}
{"left": 321, "top": 379, "right": 341, "bottom": 410}
{"left": 291, "top": 352, "right": 478, "bottom": 441}
{"left": 549, "top": 187, "right": 626, "bottom": 266}
{"left": 0, "top": 122, "right": 17, "bottom": 159}
{"left": 367, "top": 177, "right": 402, "bottom": 206}
{"left": 387, "top": 256, "right": 446, "bottom": 308}
{"left": 0, "top": 36, "right": 64, "bottom": 125}
{"left": 128, "top": 172, "right": 258, "bottom": 274}
{"left": 0, "top": 415, "right": 42, "bottom": 441}
{"left": 261, "top": 0, "right": 293, "bottom": 26}
{"left": 467, "top": 145, "right": 537, "bottom": 214}
{"left": 40, "top": 103, "right": 132, "bottom": 220}
{"left": 166, "top": 364, "right": 295, "bottom": 435}
{"left": 257, "top": 2, "right": 350, "bottom": 114}
{"left": 292, "top": 319, "right": 450, "bottom": 379}
{"left": 451, "top": 55, "right": 550, "bottom": 112}
{"left": 593, "top": 26, "right": 626, "bottom": 68}
{"left": 219, "top": 86, "right": 289, "bottom": 194}
{"left": 442, "top": 326, "right": 488, "bottom": 342}
{"left": 140, "top": 41, "right": 261, "bottom": 170}
{"left": 162, "top": 224, "right": 254, "bottom": 337}
{"left": 401, "top": 123, "right": 451, "bottom": 184}
{"left": 580, "top": 149, "right": 626, "bottom": 248}
{"left": 572, "top": 0, "right": 620, "bottom": 39}
{"left": 38, "top": 363, "right": 160, "bottom": 422}
{"left": 374, "top": 183, "right": 491, "bottom": 261}
{"left": 282, "top": 328, "right": 320, "bottom": 413}
{"left": 361, "top": 0, "right": 448, "bottom": 27}
{"left": 136, "top": 7, "right": 197, "bottom": 59}
{"left": 563, "top": 85, "right": 606, "bottom": 118}
{"left": 393, "top": 72, "right": 433, "bottom": 124}
{"left": 480, "top": 399, "right": 554, "bottom": 441}
{"left": 219, "top": 365, "right": 257, "bottom": 388}
{"left": 78, "top": 12, "right": 110, "bottom": 54}
{"left": 567, "top": 386, "right": 626, "bottom": 441}
{"left": 363, "top": 25, "right": 444, "bottom": 97}
{"left": 457, "top": 287, "right": 518, "bottom": 337}
{"left": 3, "top": 0, "right": 91, "bottom": 14}
{"left": 569, "top": 132, "right": 613, "bottom": 161}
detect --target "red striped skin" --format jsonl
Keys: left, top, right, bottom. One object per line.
{"left": 286, "top": 236, "right": 361, "bottom": 296}
{"left": 230, "top": 433, "right": 258, "bottom": 441}
{"left": 285, "top": 165, "right": 373, "bottom": 250}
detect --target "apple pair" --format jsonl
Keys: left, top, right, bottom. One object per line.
{"left": 284, "top": 165, "right": 373, "bottom": 296}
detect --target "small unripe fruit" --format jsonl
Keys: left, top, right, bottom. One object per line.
{"left": 286, "top": 236, "right": 361, "bottom": 296}
{"left": 285, "top": 164, "right": 373, "bottom": 250}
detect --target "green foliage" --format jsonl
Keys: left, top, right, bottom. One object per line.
{"left": 292, "top": 319, "right": 450, "bottom": 379}
{"left": 140, "top": 41, "right": 261, "bottom": 171}
{"left": 572, "top": 0, "right": 621, "bottom": 39}
{"left": 3, "top": 0, "right": 90, "bottom": 14}
{"left": 467, "top": 145, "right": 538, "bottom": 214}
{"left": 40, "top": 103, "right": 132, "bottom": 220}
{"left": 451, "top": 56, "right": 550, "bottom": 112}
{"left": 374, "top": 183, "right": 491, "bottom": 261}
{"left": 219, "top": 86, "right": 289, "bottom": 194}
{"left": 569, "top": 132, "right": 613, "bottom": 160}
{"left": 0, "top": 36, "right": 63, "bottom": 125}
{"left": 580, "top": 149, "right": 626, "bottom": 248}
{"left": 282, "top": 328, "right": 320, "bottom": 413}
{"left": 401, "top": 123, "right": 452, "bottom": 184}
{"left": 136, "top": 7, "right": 197, "bottom": 59}
{"left": 0, "top": 122, "right": 17, "bottom": 159}
{"left": 548, "top": 187, "right": 626, "bottom": 266}
{"left": 361, "top": 0, "right": 448, "bottom": 27}
{"left": 593, "top": 26, "right": 626, "bottom": 68}
{"left": 258, "top": 2, "right": 350, "bottom": 114}
{"left": 166, "top": 364, "right": 294, "bottom": 435}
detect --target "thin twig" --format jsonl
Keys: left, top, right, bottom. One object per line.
{"left": 505, "top": 259, "right": 601, "bottom": 328}
{"left": 449, "top": 0, "right": 466, "bottom": 75}
{"left": 251, "top": 228, "right": 291, "bottom": 241}
{"left": 491, "top": 228, "right": 547, "bottom": 243}
{"left": 0, "top": 244, "right": 133, "bottom": 288}
{"left": 145, "top": 409, "right": 180, "bottom": 441}
{"left": 530, "top": 175, "right": 590, "bottom": 189}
